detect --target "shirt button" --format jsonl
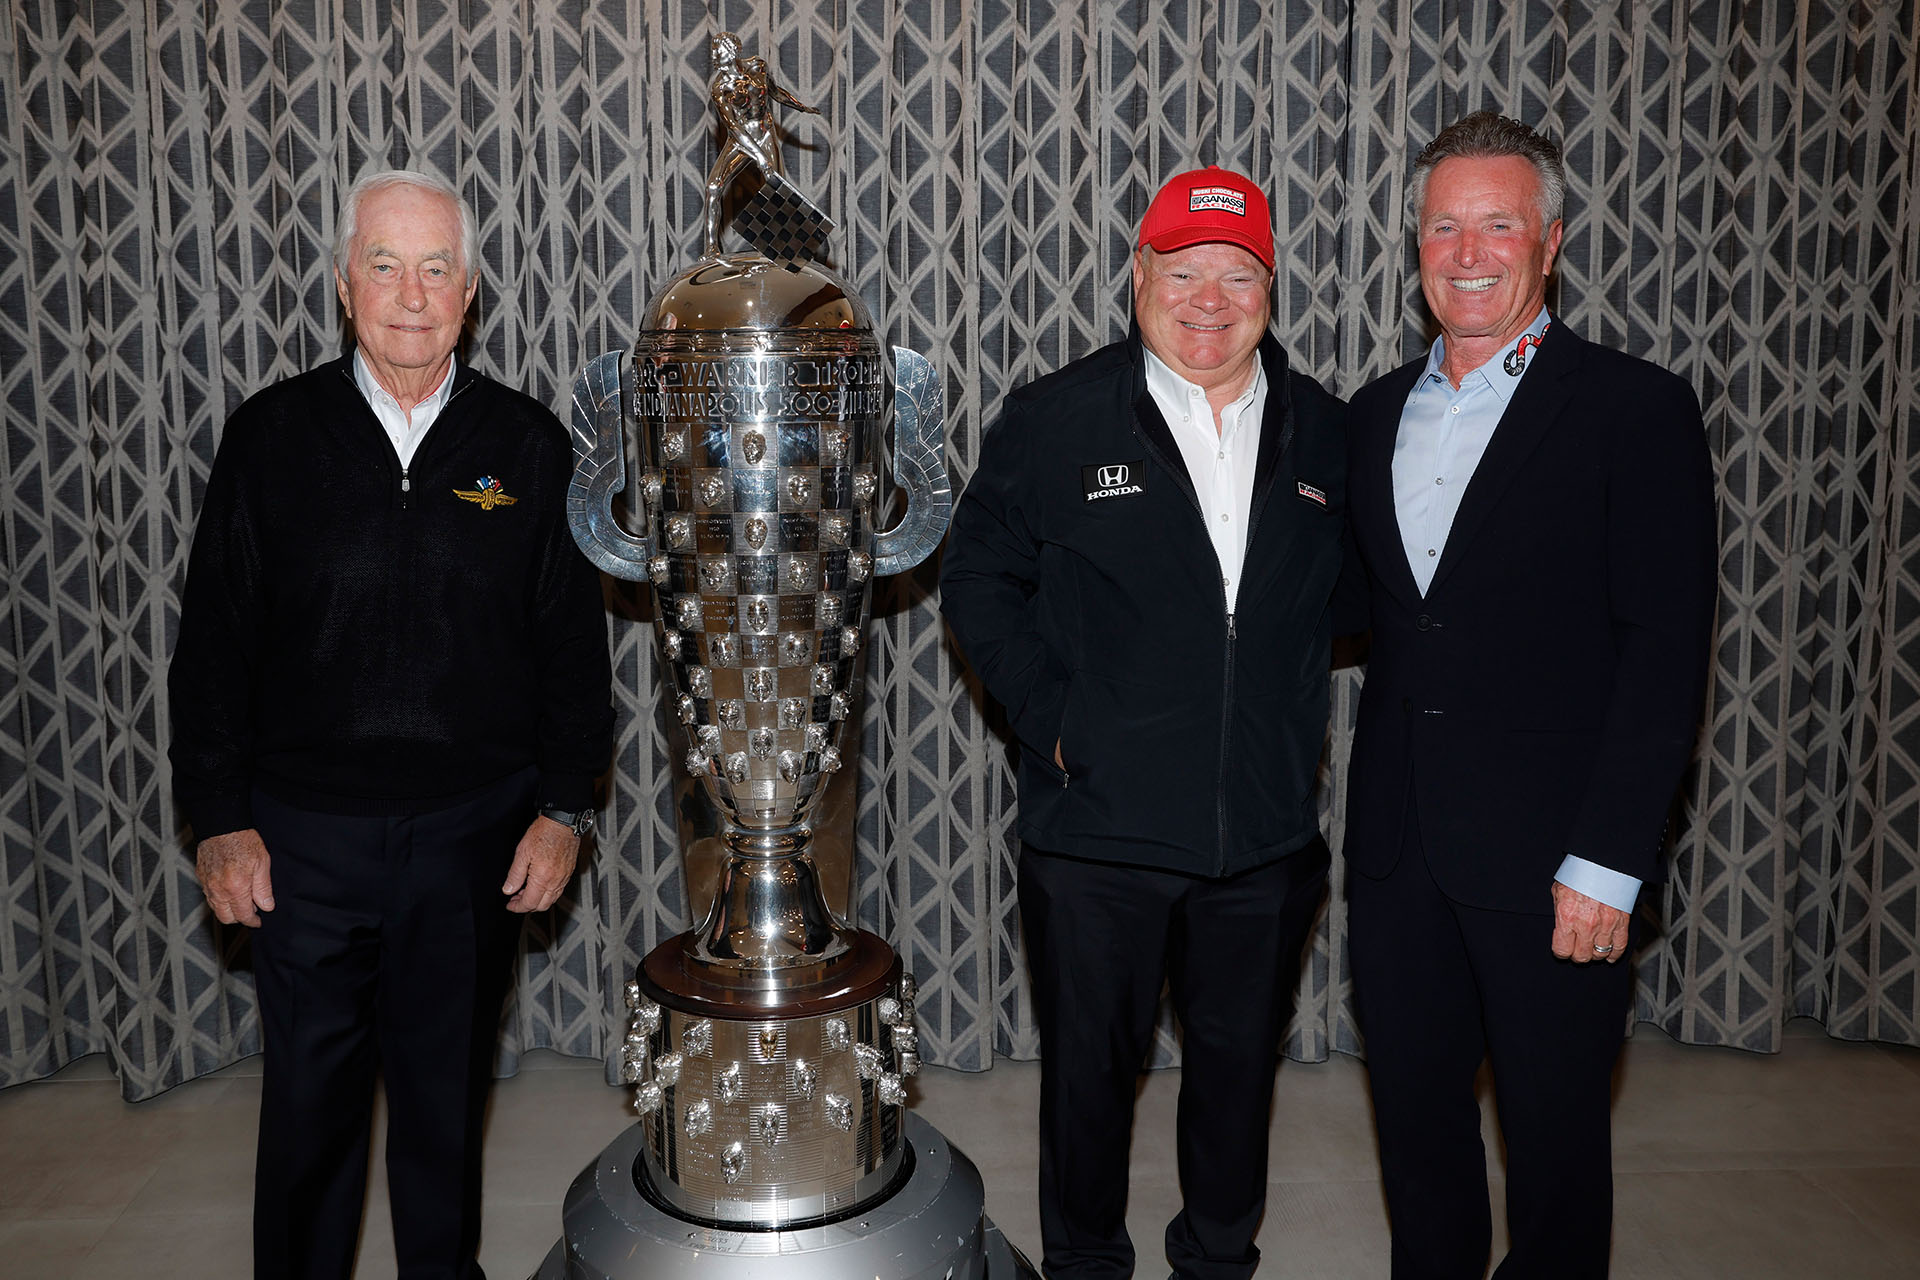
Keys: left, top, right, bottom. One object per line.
{"left": 1427, "top": 548, "right": 1437, "bottom": 557}
{"left": 1220, "top": 512, "right": 1231, "bottom": 522}
{"left": 1450, "top": 405, "right": 1460, "bottom": 414}
{"left": 1435, "top": 477, "right": 1444, "bottom": 485}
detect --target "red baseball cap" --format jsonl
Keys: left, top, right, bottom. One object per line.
{"left": 1137, "top": 165, "right": 1275, "bottom": 270}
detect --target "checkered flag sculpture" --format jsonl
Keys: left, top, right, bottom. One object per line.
{"left": 735, "top": 171, "right": 835, "bottom": 269}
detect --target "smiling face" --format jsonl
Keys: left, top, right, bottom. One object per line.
{"left": 334, "top": 182, "right": 476, "bottom": 403}
{"left": 1417, "top": 153, "right": 1563, "bottom": 376}
{"left": 1131, "top": 242, "right": 1272, "bottom": 403}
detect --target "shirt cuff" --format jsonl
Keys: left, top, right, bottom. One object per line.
{"left": 1554, "top": 855, "right": 1642, "bottom": 913}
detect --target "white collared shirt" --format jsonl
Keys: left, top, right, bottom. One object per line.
{"left": 1144, "top": 348, "right": 1266, "bottom": 612}
{"left": 352, "top": 349, "right": 457, "bottom": 468}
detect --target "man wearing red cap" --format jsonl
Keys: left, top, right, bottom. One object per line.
{"left": 942, "top": 166, "right": 1351, "bottom": 1279}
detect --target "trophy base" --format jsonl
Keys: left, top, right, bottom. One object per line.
{"left": 529, "top": 1111, "right": 1038, "bottom": 1280}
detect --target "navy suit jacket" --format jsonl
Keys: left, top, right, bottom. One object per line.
{"left": 1343, "top": 320, "right": 1717, "bottom": 914}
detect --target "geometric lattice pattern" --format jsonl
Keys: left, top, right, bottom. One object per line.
{"left": 2, "top": 1, "right": 1916, "bottom": 1100}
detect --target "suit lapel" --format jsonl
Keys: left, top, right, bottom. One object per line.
{"left": 1425, "top": 321, "right": 1584, "bottom": 598}
{"left": 1234, "top": 339, "right": 1303, "bottom": 602}
{"left": 1123, "top": 331, "right": 1202, "bottom": 512}
{"left": 1238, "top": 335, "right": 1297, "bottom": 553}
{"left": 1359, "top": 359, "right": 1426, "bottom": 607}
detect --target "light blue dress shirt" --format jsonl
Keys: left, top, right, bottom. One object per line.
{"left": 1391, "top": 307, "right": 1641, "bottom": 913}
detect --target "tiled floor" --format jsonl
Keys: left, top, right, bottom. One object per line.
{"left": 2, "top": 1020, "right": 1917, "bottom": 1278}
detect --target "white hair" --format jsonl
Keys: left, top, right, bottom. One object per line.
{"left": 332, "top": 168, "right": 479, "bottom": 282}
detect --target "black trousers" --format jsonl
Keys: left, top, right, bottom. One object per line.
{"left": 1347, "top": 813, "right": 1635, "bottom": 1280}
{"left": 1019, "top": 840, "right": 1330, "bottom": 1280}
{"left": 249, "top": 771, "right": 534, "bottom": 1280}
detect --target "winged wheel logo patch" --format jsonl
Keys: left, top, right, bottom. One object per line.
{"left": 454, "top": 476, "right": 519, "bottom": 510}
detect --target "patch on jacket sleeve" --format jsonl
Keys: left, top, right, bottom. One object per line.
{"left": 1083, "top": 461, "right": 1147, "bottom": 503}
{"left": 1296, "top": 479, "right": 1327, "bottom": 506}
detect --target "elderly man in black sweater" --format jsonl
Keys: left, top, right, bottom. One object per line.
{"left": 169, "top": 168, "right": 613, "bottom": 1280}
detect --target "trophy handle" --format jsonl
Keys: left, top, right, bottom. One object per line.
{"left": 871, "top": 346, "right": 953, "bottom": 577}
{"left": 567, "top": 350, "right": 654, "bottom": 580}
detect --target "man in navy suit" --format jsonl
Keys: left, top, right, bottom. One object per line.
{"left": 1342, "top": 112, "right": 1717, "bottom": 1278}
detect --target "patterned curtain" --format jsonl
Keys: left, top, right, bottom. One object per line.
{"left": 2, "top": 1, "right": 1915, "bottom": 1101}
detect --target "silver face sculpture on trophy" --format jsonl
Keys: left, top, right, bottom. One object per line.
{"left": 533, "top": 32, "right": 1034, "bottom": 1280}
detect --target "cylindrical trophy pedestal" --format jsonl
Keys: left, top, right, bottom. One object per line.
{"left": 628, "top": 929, "right": 912, "bottom": 1229}
{"left": 532, "top": 1112, "right": 1034, "bottom": 1280}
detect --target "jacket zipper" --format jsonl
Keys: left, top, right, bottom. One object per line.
{"left": 1216, "top": 609, "right": 1236, "bottom": 872}
{"left": 402, "top": 378, "right": 473, "bottom": 508}
{"left": 340, "top": 362, "right": 473, "bottom": 510}
{"left": 1214, "top": 419, "right": 1277, "bottom": 873}
{"left": 1132, "top": 429, "right": 1259, "bottom": 873}
{"left": 1131, "top": 368, "right": 1289, "bottom": 872}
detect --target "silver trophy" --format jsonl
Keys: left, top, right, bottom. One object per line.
{"left": 535, "top": 32, "right": 1033, "bottom": 1280}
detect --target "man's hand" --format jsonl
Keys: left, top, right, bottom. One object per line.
{"left": 197, "top": 829, "right": 275, "bottom": 928}
{"left": 502, "top": 816, "right": 581, "bottom": 913}
{"left": 1550, "top": 880, "right": 1630, "bottom": 964}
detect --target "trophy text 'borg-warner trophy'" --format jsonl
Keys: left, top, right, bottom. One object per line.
{"left": 534, "top": 32, "right": 1034, "bottom": 1280}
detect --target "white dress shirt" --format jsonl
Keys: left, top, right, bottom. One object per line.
{"left": 1144, "top": 348, "right": 1266, "bottom": 613}
{"left": 352, "top": 349, "right": 458, "bottom": 468}
{"left": 1391, "top": 308, "right": 1641, "bottom": 913}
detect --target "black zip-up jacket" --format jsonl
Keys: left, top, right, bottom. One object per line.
{"left": 169, "top": 355, "right": 614, "bottom": 837}
{"left": 940, "top": 331, "right": 1347, "bottom": 876}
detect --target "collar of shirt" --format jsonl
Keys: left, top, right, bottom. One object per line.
{"left": 1421, "top": 304, "right": 1553, "bottom": 403}
{"left": 352, "top": 348, "right": 458, "bottom": 469}
{"left": 1392, "top": 306, "right": 1552, "bottom": 597}
{"left": 1141, "top": 345, "right": 1267, "bottom": 612}
{"left": 1143, "top": 346, "right": 1266, "bottom": 445}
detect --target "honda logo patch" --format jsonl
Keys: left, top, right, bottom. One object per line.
{"left": 1083, "top": 460, "right": 1146, "bottom": 503}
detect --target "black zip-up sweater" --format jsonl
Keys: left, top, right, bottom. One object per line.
{"left": 940, "top": 331, "right": 1348, "bottom": 876}
{"left": 169, "top": 355, "right": 614, "bottom": 837}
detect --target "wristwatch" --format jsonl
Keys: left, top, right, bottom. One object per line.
{"left": 538, "top": 805, "right": 597, "bottom": 838}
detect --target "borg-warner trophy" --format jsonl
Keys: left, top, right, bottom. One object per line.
{"left": 533, "top": 34, "right": 1035, "bottom": 1280}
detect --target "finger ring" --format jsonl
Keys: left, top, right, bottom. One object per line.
{"left": 1593, "top": 944, "right": 1615, "bottom": 954}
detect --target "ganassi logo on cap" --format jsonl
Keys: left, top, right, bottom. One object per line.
{"left": 1189, "top": 186, "right": 1248, "bottom": 217}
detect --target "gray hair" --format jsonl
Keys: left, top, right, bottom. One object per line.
{"left": 333, "top": 168, "right": 479, "bottom": 282}
{"left": 1410, "top": 111, "right": 1566, "bottom": 239}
